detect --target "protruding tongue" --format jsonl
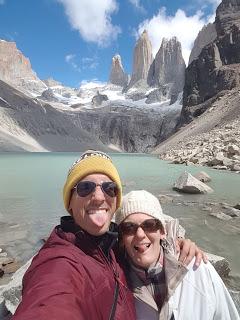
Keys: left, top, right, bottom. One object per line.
{"left": 89, "top": 211, "right": 108, "bottom": 227}
{"left": 137, "top": 244, "right": 148, "bottom": 253}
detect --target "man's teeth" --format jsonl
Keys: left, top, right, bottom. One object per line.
{"left": 88, "top": 209, "right": 107, "bottom": 214}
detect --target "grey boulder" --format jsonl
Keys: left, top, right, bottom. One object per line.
{"left": 173, "top": 171, "right": 213, "bottom": 194}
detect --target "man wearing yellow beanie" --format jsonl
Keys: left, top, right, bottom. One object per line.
{"left": 13, "top": 150, "right": 136, "bottom": 320}
{"left": 13, "top": 150, "right": 205, "bottom": 320}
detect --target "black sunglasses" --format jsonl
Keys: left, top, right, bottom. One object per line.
{"left": 119, "top": 218, "right": 163, "bottom": 236}
{"left": 74, "top": 181, "right": 118, "bottom": 198}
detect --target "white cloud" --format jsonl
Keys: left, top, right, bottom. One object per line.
{"left": 137, "top": 7, "right": 214, "bottom": 64}
{"left": 57, "top": 0, "right": 121, "bottom": 46}
{"left": 195, "top": 0, "right": 221, "bottom": 22}
{"left": 207, "top": 0, "right": 221, "bottom": 22}
{"left": 65, "top": 54, "right": 75, "bottom": 62}
{"left": 204, "top": 0, "right": 221, "bottom": 5}
{"left": 65, "top": 54, "right": 99, "bottom": 72}
{"left": 128, "top": 0, "right": 145, "bottom": 13}
{"left": 65, "top": 54, "right": 81, "bottom": 72}
{"left": 81, "top": 57, "right": 99, "bottom": 70}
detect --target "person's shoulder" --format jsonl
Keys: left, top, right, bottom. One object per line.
{"left": 29, "top": 227, "right": 83, "bottom": 270}
{"left": 184, "top": 259, "right": 222, "bottom": 287}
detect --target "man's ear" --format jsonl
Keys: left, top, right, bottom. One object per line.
{"left": 68, "top": 193, "right": 74, "bottom": 214}
{"left": 68, "top": 204, "right": 73, "bottom": 215}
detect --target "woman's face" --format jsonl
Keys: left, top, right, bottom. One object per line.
{"left": 121, "top": 213, "right": 165, "bottom": 269}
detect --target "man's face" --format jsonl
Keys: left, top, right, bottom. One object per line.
{"left": 68, "top": 174, "right": 117, "bottom": 236}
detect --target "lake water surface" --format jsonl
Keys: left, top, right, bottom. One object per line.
{"left": 0, "top": 153, "right": 239, "bottom": 287}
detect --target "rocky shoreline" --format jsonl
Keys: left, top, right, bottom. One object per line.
{"left": 159, "top": 118, "right": 240, "bottom": 172}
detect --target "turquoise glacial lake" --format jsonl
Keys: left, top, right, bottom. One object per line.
{"left": 0, "top": 153, "right": 239, "bottom": 286}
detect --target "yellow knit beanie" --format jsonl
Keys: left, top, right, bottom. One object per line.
{"left": 63, "top": 150, "right": 122, "bottom": 212}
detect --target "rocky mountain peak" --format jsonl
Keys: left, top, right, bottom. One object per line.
{"left": 109, "top": 54, "right": 128, "bottom": 87}
{"left": 128, "top": 30, "right": 153, "bottom": 88}
{"left": 43, "top": 78, "right": 62, "bottom": 87}
{"left": 147, "top": 36, "right": 185, "bottom": 103}
{"left": 0, "top": 39, "right": 46, "bottom": 95}
{"left": 216, "top": 0, "right": 240, "bottom": 35}
{"left": 181, "top": 0, "right": 240, "bottom": 125}
{"left": 188, "top": 23, "right": 217, "bottom": 65}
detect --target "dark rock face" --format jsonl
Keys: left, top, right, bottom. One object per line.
{"left": 39, "top": 88, "right": 60, "bottom": 102}
{"left": 215, "top": 0, "right": 240, "bottom": 35}
{"left": 188, "top": 23, "right": 217, "bottom": 65}
{"left": 0, "top": 80, "right": 181, "bottom": 152}
{"left": 74, "top": 102, "right": 181, "bottom": 152}
{"left": 91, "top": 91, "right": 108, "bottom": 106}
{"left": 148, "top": 37, "right": 185, "bottom": 104}
{"left": 181, "top": 0, "right": 240, "bottom": 125}
{"left": 145, "top": 87, "right": 169, "bottom": 104}
{"left": 0, "top": 80, "right": 110, "bottom": 152}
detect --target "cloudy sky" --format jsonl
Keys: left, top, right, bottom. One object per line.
{"left": 0, "top": 0, "right": 221, "bottom": 87}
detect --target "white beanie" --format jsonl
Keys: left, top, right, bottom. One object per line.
{"left": 115, "top": 190, "right": 165, "bottom": 230}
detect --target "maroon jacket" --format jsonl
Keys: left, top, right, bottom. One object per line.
{"left": 12, "top": 217, "right": 136, "bottom": 320}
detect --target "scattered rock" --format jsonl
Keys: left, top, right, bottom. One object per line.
{"left": 158, "top": 118, "right": 240, "bottom": 172}
{"left": 208, "top": 152, "right": 225, "bottom": 166}
{"left": 194, "top": 171, "right": 211, "bottom": 182}
{"left": 173, "top": 171, "right": 213, "bottom": 194}
{"left": 2, "top": 262, "right": 21, "bottom": 275}
{"left": 231, "top": 164, "right": 240, "bottom": 171}
{"left": 206, "top": 252, "right": 230, "bottom": 278}
{"left": 0, "top": 258, "right": 33, "bottom": 316}
{"left": 223, "top": 206, "right": 240, "bottom": 218}
{"left": 0, "top": 258, "right": 14, "bottom": 267}
{"left": 158, "top": 194, "right": 173, "bottom": 204}
{"left": 228, "top": 144, "right": 240, "bottom": 156}
{"left": 211, "top": 165, "right": 228, "bottom": 170}
{"left": 234, "top": 203, "right": 240, "bottom": 210}
{"left": 229, "top": 290, "right": 240, "bottom": 315}
{"left": 209, "top": 211, "right": 232, "bottom": 221}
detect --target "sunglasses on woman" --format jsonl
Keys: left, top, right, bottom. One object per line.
{"left": 119, "top": 218, "right": 163, "bottom": 236}
{"left": 74, "top": 181, "right": 118, "bottom": 198}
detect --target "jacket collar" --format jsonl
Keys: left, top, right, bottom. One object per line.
{"left": 59, "top": 216, "right": 118, "bottom": 258}
{"left": 128, "top": 241, "right": 188, "bottom": 315}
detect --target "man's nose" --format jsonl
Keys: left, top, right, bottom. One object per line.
{"left": 91, "top": 185, "right": 105, "bottom": 201}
